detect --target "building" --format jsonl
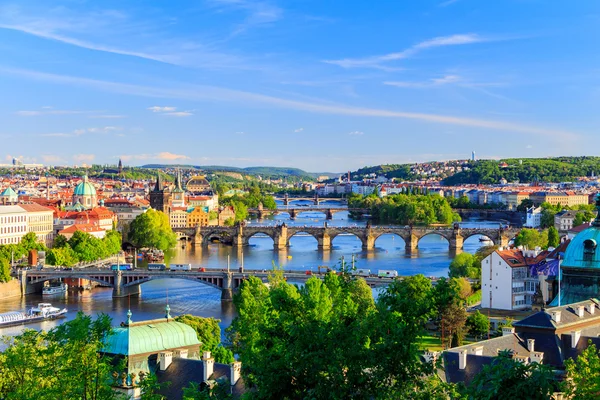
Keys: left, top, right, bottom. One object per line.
{"left": 170, "top": 207, "right": 188, "bottom": 229}
{"left": 525, "top": 206, "right": 542, "bottom": 228}
{"left": 186, "top": 175, "right": 212, "bottom": 194}
{"left": 481, "top": 247, "right": 559, "bottom": 310}
{"left": 58, "top": 223, "right": 106, "bottom": 239}
{"left": 0, "top": 187, "right": 18, "bottom": 205}
{"left": 505, "top": 192, "right": 529, "bottom": 211}
{"left": 530, "top": 191, "right": 590, "bottom": 207}
{"left": 441, "top": 299, "right": 600, "bottom": 387}
{"left": 102, "top": 309, "right": 245, "bottom": 399}
{"left": 0, "top": 205, "right": 28, "bottom": 245}
{"left": 187, "top": 207, "right": 210, "bottom": 228}
{"left": 171, "top": 171, "right": 186, "bottom": 208}
{"left": 554, "top": 210, "right": 579, "bottom": 232}
{"left": 149, "top": 173, "right": 171, "bottom": 213}
{"left": 218, "top": 206, "right": 236, "bottom": 226}
{"left": 71, "top": 175, "right": 98, "bottom": 210}
{"left": 19, "top": 203, "right": 54, "bottom": 246}
{"left": 188, "top": 195, "right": 218, "bottom": 211}
{"left": 550, "top": 197, "right": 600, "bottom": 306}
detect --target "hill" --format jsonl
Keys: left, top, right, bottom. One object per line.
{"left": 141, "top": 164, "right": 321, "bottom": 180}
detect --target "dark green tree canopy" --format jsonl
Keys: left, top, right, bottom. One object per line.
{"left": 128, "top": 209, "right": 177, "bottom": 251}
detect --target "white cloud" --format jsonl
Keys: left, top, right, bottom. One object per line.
{"left": 41, "top": 154, "right": 63, "bottom": 163}
{"left": 235, "top": 131, "right": 245, "bottom": 135}
{"left": 148, "top": 106, "right": 177, "bottom": 113}
{"left": 349, "top": 131, "right": 364, "bottom": 135}
{"left": 384, "top": 74, "right": 462, "bottom": 88}
{"left": 324, "top": 34, "right": 488, "bottom": 70}
{"left": 163, "top": 111, "right": 193, "bottom": 117}
{"left": 120, "top": 152, "right": 190, "bottom": 162}
{"left": 15, "top": 108, "right": 91, "bottom": 116}
{"left": 73, "top": 154, "right": 96, "bottom": 163}
{"left": 526, "top": 144, "right": 533, "bottom": 149}
{"left": 207, "top": 0, "right": 283, "bottom": 36}
{"left": 294, "top": 128, "right": 304, "bottom": 132}
{"left": 3, "top": 67, "right": 576, "bottom": 140}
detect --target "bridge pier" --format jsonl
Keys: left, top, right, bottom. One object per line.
{"left": 497, "top": 234, "right": 510, "bottom": 248}
{"left": 362, "top": 235, "right": 375, "bottom": 251}
{"left": 273, "top": 224, "right": 288, "bottom": 250}
{"left": 113, "top": 271, "right": 142, "bottom": 298}
{"left": 449, "top": 234, "right": 464, "bottom": 251}
{"left": 325, "top": 209, "right": 333, "bottom": 220}
{"left": 221, "top": 272, "right": 234, "bottom": 301}
{"left": 288, "top": 209, "right": 297, "bottom": 219}
{"left": 405, "top": 234, "right": 419, "bottom": 252}
{"left": 318, "top": 234, "right": 331, "bottom": 250}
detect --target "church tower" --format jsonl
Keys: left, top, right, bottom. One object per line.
{"left": 118, "top": 159, "right": 123, "bottom": 175}
{"left": 149, "top": 171, "right": 170, "bottom": 213}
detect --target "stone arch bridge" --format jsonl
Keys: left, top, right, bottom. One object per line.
{"left": 248, "top": 207, "right": 368, "bottom": 220}
{"left": 174, "top": 224, "right": 520, "bottom": 251}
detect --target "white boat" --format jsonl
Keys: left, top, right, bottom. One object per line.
{"left": 0, "top": 303, "right": 67, "bottom": 328}
{"left": 43, "top": 283, "right": 68, "bottom": 295}
{"left": 479, "top": 237, "right": 494, "bottom": 246}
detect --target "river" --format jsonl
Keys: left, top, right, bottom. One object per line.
{"left": 0, "top": 200, "right": 504, "bottom": 337}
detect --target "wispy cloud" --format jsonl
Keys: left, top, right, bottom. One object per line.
{"left": 73, "top": 154, "right": 95, "bottom": 163}
{"left": 15, "top": 108, "right": 94, "bottom": 116}
{"left": 324, "top": 33, "right": 489, "bottom": 70}
{"left": 384, "top": 74, "right": 462, "bottom": 88}
{"left": 294, "top": 127, "right": 304, "bottom": 132}
{"left": 3, "top": 67, "right": 576, "bottom": 140}
{"left": 349, "top": 131, "right": 364, "bottom": 135}
{"left": 120, "top": 152, "right": 190, "bottom": 162}
{"left": 148, "top": 106, "right": 193, "bottom": 117}
{"left": 207, "top": 0, "right": 283, "bottom": 36}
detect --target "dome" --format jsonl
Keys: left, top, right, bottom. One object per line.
{"left": 0, "top": 187, "right": 17, "bottom": 197}
{"left": 561, "top": 195, "right": 600, "bottom": 269}
{"left": 186, "top": 175, "right": 211, "bottom": 192}
{"left": 73, "top": 175, "right": 96, "bottom": 196}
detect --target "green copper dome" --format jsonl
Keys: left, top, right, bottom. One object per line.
{"left": 0, "top": 187, "right": 17, "bottom": 197}
{"left": 103, "top": 319, "right": 201, "bottom": 356}
{"left": 73, "top": 175, "right": 96, "bottom": 196}
{"left": 561, "top": 194, "right": 600, "bottom": 269}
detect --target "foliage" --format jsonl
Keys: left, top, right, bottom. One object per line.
{"left": 227, "top": 269, "right": 449, "bottom": 399}
{"left": 452, "top": 277, "right": 472, "bottom": 300}
{"left": 513, "top": 228, "right": 549, "bottom": 250}
{"left": 0, "top": 312, "right": 122, "bottom": 400}
{"left": 466, "top": 290, "right": 482, "bottom": 307}
{"left": 463, "top": 350, "right": 555, "bottom": 399}
{"left": 466, "top": 311, "right": 489, "bottom": 338}
{"left": 139, "top": 373, "right": 169, "bottom": 400}
{"left": 220, "top": 186, "right": 278, "bottom": 211}
{"left": 230, "top": 200, "right": 249, "bottom": 222}
{"left": 128, "top": 209, "right": 177, "bottom": 251}
{"left": 349, "top": 193, "right": 460, "bottom": 225}
{"left": 0, "top": 257, "right": 10, "bottom": 283}
{"left": 174, "top": 315, "right": 234, "bottom": 364}
{"left": 547, "top": 226, "right": 559, "bottom": 248}
{"left": 449, "top": 253, "right": 480, "bottom": 279}
{"left": 563, "top": 341, "right": 600, "bottom": 399}
{"left": 182, "top": 381, "right": 233, "bottom": 400}
{"left": 46, "top": 246, "right": 79, "bottom": 267}
{"left": 516, "top": 199, "right": 534, "bottom": 212}
{"left": 574, "top": 210, "right": 595, "bottom": 227}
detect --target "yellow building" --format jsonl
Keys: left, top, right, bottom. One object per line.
{"left": 187, "top": 207, "right": 209, "bottom": 228}
{"left": 530, "top": 192, "right": 589, "bottom": 207}
{"left": 505, "top": 192, "right": 530, "bottom": 211}
{"left": 169, "top": 207, "right": 188, "bottom": 228}
{"left": 19, "top": 203, "right": 54, "bottom": 246}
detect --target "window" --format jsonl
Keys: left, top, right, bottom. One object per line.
{"left": 584, "top": 239, "right": 597, "bottom": 262}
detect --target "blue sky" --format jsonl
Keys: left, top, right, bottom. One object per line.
{"left": 0, "top": 0, "right": 598, "bottom": 172}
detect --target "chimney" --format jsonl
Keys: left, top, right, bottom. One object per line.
{"left": 458, "top": 350, "right": 467, "bottom": 370}
{"left": 530, "top": 351, "right": 544, "bottom": 364}
{"left": 174, "top": 349, "right": 188, "bottom": 359}
{"left": 502, "top": 327, "right": 515, "bottom": 336}
{"left": 527, "top": 339, "right": 535, "bottom": 352}
{"left": 551, "top": 310, "right": 561, "bottom": 323}
{"left": 202, "top": 351, "right": 214, "bottom": 381}
{"left": 470, "top": 346, "right": 483, "bottom": 356}
{"left": 230, "top": 361, "right": 242, "bottom": 386}
{"left": 159, "top": 351, "right": 173, "bottom": 371}
{"left": 571, "top": 330, "right": 581, "bottom": 349}
{"left": 586, "top": 302, "right": 596, "bottom": 315}
{"left": 577, "top": 305, "right": 585, "bottom": 318}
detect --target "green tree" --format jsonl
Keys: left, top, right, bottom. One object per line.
{"left": 449, "top": 253, "right": 480, "bottom": 279}
{"left": 139, "top": 373, "right": 169, "bottom": 400}
{"left": 466, "top": 311, "right": 489, "bottom": 338}
{"left": 513, "top": 228, "right": 549, "bottom": 249}
{"left": 547, "top": 226, "right": 559, "bottom": 248}
{"left": 231, "top": 201, "right": 248, "bottom": 222}
{"left": 53, "top": 234, "right": 69, "bottom": 248}
{"left": 174, "top": 315, "right": 234, "bottom": 364}
{"left": 451, "top": 277, "right": 472, "bottom": 300}
{"left": 517, "top": 199, "right": 534, "bottom": 212}
{"left": 563, "top": 342, "right": 600, "bottom": 399}
{"left": 68, "top": 231, "right": 106, "bottom": 262}
{"left": 128, "top": 209, "right": 177, "bottom": 251}
{"left": 46, "top": 246, "right": 79, "bottom": 267}
{"left": 103, "top": 230, "right": 122, "bottom": 256}
{"left": 0, "top": 257, "right": 10, "bottom": 283}
{"left": 464, "top": 350, "right": 555, "bottom": 399}
{"left": 378, "top": 274, "right": 434, "bottom": 326}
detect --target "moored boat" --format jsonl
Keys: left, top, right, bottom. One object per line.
{"left": 0, "top": 303, "right": 68, "bottom": 328}
{"left": 43, "top": 283, "right": 68, "bottom": 295}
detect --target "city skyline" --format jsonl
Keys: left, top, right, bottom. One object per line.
{"left": 1, "top": 0, "right": 599, "bottom": 170}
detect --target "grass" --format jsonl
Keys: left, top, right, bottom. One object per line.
{"left": 418, "top": 334, "right": 478, "bottom": 352}
{"left": 466, "top": 290, "right": 482, "bottom": 306}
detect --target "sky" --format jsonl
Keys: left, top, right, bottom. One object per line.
{"left": 0, "top": 0, "right": 599, "bottom": 172}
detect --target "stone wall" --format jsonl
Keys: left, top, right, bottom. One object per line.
{"left": 0, "top": 279, "right": 22, "bottom": 299}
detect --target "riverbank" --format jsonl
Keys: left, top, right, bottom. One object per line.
{"left": 0, "top": 279, "right": 22, "bottom": 300}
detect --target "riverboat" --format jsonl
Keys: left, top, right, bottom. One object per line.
{"left": 0, "top": 303, "right": 68, "bottom": 328}
{"left": 479, "top": 237, "right": 494, "bottom": 246}
{"left": 42, "top": 283, "right": 68, "bottom": 295}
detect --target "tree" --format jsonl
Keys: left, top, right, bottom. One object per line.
{"left": 103, "top": 230, "right": 122, "bottom": 256}
{"left": 0, "top": 257, "right": 10, "bottom": 283}
{"left": 464, "top": 350, "right": 555, "bottom": 399}
{"left": 547, "top": 226, "right": 559, "bottom": 248}
{"left": 517, "top": 199, "right": 534, "bottom": 212}
{"left": 139, "top": 373, "right": 169, "bottom": 400}
{"left": 563, "top": 342, "right": 600, "bottom": 399}
{"left": 128, "top": 209, "right": 177, "bottom": 251}
{"left": 68, "top": 231, "right": 107, "bottom": 262}
{"left": 174, "top": 315, "right": 234, "bottom": 364}
{"left": 378, "top": 274, "right": 434, "bottom": 326}
{"left": 46, "top": 246, "right": 79, "bottom": 267}
{"left": 451, "top": 277, "right": 472, "bottom": 300}
{"left": 466, "top": 311, "right": 489, "bottom": 338}
{"left": 449, "top": 253, "right": 479, "bottom": 279}
{"left": 513, "top": 228, "right": 549, "bottom": 250}
{"left": 53, "top": 234, "right": 69, "bottom": 249}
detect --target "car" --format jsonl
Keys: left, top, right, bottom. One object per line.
{"left": 64, "top": 267, "right": 73, "bottom": 271}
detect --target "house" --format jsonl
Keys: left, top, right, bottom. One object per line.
{"left": 481, "top": 247, "right": 560, "bottom": 310}
{"left": 554, "top": 210, "right": 579, "bottom": 233}
{"left": 58, "top": 223, "right": 106, "bottom": 239}
{"left": 19, "top": 203, "right": 54, "bottom": 246}
{"left": 525, "top": 206, "right": 542, "bottom": 228}
{"left": 187, "top": 207, "right": 210, "bottom": 228}
{"left": 218, "top": 206, "right": 236, "bottom": 226}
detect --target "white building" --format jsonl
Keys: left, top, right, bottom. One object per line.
{"left": 351, "top": 184, "right": 376, "bottom": 196}
{"left": 169, "top": 207, "right": 188, "bottom": 228}
{"left": 0, "top": 205, "right": 29, "bottom": 245}
{"left": 481, "top": 248, "right": 555, "bottom": 310}
{"left": 525, "top": 206, "right": 543, "bottom": 228}
{"left": 19, "top": 203, "right": 54, "bottom": 247}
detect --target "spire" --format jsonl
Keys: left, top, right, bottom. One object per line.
{"left": 154, "top": 171, "right": 163, "bottom": 192}
{"left": 176, "top": 169, "right": 183, "bottom": 191}
{"left": 593, "top": 193, "right": 600, "bottom": 227}
{"left": 126, "top": 309, "right": 133, "bottom": 325}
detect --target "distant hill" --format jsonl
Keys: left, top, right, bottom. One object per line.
{"left": 140, "top": 164, "right": 334, "bottom": 180}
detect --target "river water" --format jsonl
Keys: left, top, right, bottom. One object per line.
{"left": 0, "top": 200, "right": 503, "bottom": 337}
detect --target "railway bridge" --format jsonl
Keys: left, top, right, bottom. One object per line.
{"left": 174, "top": 224, "right": 520, "bottom": 251}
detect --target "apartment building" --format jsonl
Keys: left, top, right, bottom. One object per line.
{"left": 19, "top": 203, "right": 54, "bottom": 246}
{"left": 0, "top": 205, "right": 28, "bottom": 245}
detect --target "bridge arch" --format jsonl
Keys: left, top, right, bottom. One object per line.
{"left": 416, "top": 231, "right": 452, "bottom": 247}
{"left": 374, "top": 233, "right": 407, "bottom": 249}
{"left": 201, "top": 229, "right": 234, "bottom": 246}
{"left": 287, "top": 231, "right": 319, "bottom": 247}
{"left": 122, "top": 275, "right": 223, "bottom": 291}
{"left": 330, "top": 231, "right": 366, "bottom": 249}
{"left": 28, "top": 274, "right": 114, "bottom": 288}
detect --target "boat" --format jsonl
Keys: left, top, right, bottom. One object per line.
{"left": 479, "top": 237, "right": 493, "bottom": 246}
{"left": 43, "top": 283, "right": 68, "bottom": 295}
{"left": 0, "top": 303, "right": 68, "bottom": 328}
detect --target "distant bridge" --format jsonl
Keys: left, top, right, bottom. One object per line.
{"left": 248, "top": 207, "right": 367, "bottom": 220}
{"left": 19, "top": 268, "right": 394, "bottom": 299}
{"left": 174, "top": 224, "right": 520, "bottom": 251}
{"left": 274, "top": 194, "right": 347, "bottom": 206}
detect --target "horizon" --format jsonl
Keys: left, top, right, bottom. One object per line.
{"left": 1, "top": 1, "right": 598, "bottom": 170}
